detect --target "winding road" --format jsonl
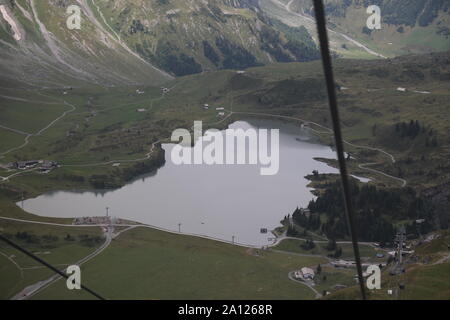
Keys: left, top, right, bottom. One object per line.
{"left": 1, "top": 87, "right": 407, "bottom": 189}
{"left": 11, "top": 224, "right": 113, "bottom": 300}
{"left": 0, "top": 215, "right": 352, "bottom": 300}
{"left": 0, "top": 93, "right": 77, "bottom": 181}
{"left": 271, "top": 0, "right": 386, "bottom": 59}
{"left": 228, "top": 110, "right": 407, "bottom": 187}
{"left": 288, "top": 271, "right": 322, "bottom": 298}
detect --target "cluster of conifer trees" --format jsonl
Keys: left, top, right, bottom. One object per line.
{"left": 290, "top": 180, "right": 435, "bottom": 243}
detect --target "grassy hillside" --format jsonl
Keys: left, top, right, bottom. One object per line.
{"left": 278, "top": 0, "right": 450, "bottom": 57}
{"left": 325, "top": 230, "right": 450, "bottom": 300}
{"left": 0, "top": 208, "right": 103, "bottom": 300}
{"left": 0, "top": 51, "right": 449, "bottom": 299}
{"left": 1, "top": 51, "right": 449, "bottom": 198}
{"left": 90, "top": 0, "right": 320, "bottom": 75}
{"left": 30, "top": 226, "right": 326, "bottom": 300}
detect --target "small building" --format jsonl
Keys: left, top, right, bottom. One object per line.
{"left": 300, "top": 267, "right": 315, "bottom": 280}
{"left": 136, "top": 89, "right": 145, "bottom": 94}
{"left": 331, "top": 260, "right": 356, "bottom": 268}
{"left": 16, "top": 160, "right": 39, "bottom": 170}
{"left": 218, "top": 112, "right": 225, "bottom": 117}
{"left": 236, "top": 70, "right": 246, "bottom": 74}
{"left": 137, "top": 108, "right": 146, "bottom": 112}
{"left": 17, "top": 162, "right": 27, "bottom": 169}
{"left": 396, "top": 87, "right": 406, "bottom": 92}
{"left": 216, "top": 107, "right": 224, "bottom": 111}
{"left": 7, "top": 162, "right": 18, "bottom": 169}
{"left": 39, "top": 160, "right": 58, "bottom": 173}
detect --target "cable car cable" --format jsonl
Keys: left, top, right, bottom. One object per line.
{"left": 312, "top": 0, "right": 367, "bottom": 300}
{"left": 0, "top": 233, "right": 105, "bottom": 300}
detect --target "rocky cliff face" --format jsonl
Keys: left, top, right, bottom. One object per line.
{"left": 0, "top": 0, "right": 173, "bottom": 88}
{"left": 224, "top": 0, "right": 260, "bottom": 10}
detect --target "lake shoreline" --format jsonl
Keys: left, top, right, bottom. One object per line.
{"left": 17, "top": 119, "right": 340, "bottom": 246}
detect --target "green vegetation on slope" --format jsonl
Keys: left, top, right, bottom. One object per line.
{"left": 282, "top": 0, "right": 450, "bottom": 57}
{"left": 90, "top": 0, "right": 319, "bottom": 75}
{"left": 0, "top": 51, "right": 449, "bottom": 300}
{"left": 32, "top": 227, "right": 326, "bottom": 300}
{"left": 326, "top": 231, "right": 450, "bottom": 300}
{"left": 0, "top": 213, "right": 103, "bottom": 299}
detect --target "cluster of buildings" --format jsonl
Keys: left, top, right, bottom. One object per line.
{"left": 293, "top": 267, "right": 315, "bottom": 281}
{"left": 7, "top": 160, "right": 58, "bottom": 173}
{"left": 202, "top": 104, "right": 226, "bottom": 117}
{"left": 331, "top": 259, "right": 387, "bottom": 269}
{"left": 73, "top": 216, "right": 126, "bottom": 225}
{"left": 331, "top": 260, "right": 357, "bottom": 268}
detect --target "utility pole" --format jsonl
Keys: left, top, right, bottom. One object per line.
{"left": 390, "top": 226, "right": 406, "bottom": 299}
{"left": 106, "top": 207, "right": 109, "bottom": 217}
{"left": 397, "top": 227, "right": 405, "bottom": 265}
{"left": 232, "top": 235, "right": 235, "bottom": 245}
{"left": 178, "top": 223, "right": 182, "bottom": 233}
{"left": 416, "top": 219, "right": 425, "bottom": 241}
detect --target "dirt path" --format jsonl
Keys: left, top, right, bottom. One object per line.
{"left": 12, "top": 225, "right": 112, "bottom": 300}
{"left": 431, "top": 254, "right": 450, "bottom": 266}
{"left": 0, "top": 250, "right": 23, "bottom": 278}
{"left": 274, "top": 0, "right": 386, "bottom": 59}
{"left": 288, "top": 271, "right": 322, "bottom": 299}
{"left": 81, "top": 0, "right": 173, "bottom": 80}
{"left": 0, "top": 95, "right": 77, "bottom": 181}
{"left": 0, "top": 92, "right": 77, "bottom": 159}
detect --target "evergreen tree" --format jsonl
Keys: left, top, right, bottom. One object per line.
{"left": 316, "top": 264, "right": 322, "bottom": 275}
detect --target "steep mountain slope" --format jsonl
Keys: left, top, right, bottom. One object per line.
{"left": 0, "top": 0, "right": 173, "bottom": 88}
{"left": 266, "top": 0, "right": 450, "bottom": 57}
{"left": 0, "top": 0, "right": 320, "bottom": 87}
{"left": 86, "top": 0, "right": 319, "bottom": 76}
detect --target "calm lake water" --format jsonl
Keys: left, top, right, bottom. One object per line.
{"left": 22, "top": 120, "right": 343, "bottom": 246}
